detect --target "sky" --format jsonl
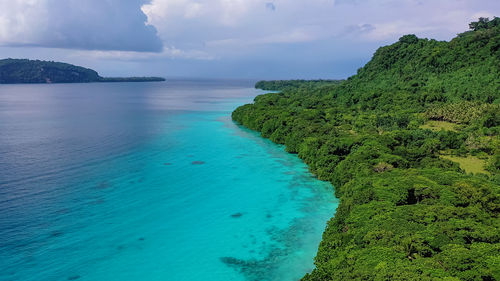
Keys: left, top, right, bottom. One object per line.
{"left": 0, "top": 0, "right": 499, "bottom": 79}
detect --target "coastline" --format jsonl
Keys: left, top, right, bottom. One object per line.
{"left": 232, "top": 78, "right": 499, "bottom": 280}
{"left": 0, "top": 78, "right": 166, "bottom": 84}
{"left": 233, "top": 24, "right": 500, "bottom": 280}
{"left": 0, "top": 58, "right": 165, "bottom": 84}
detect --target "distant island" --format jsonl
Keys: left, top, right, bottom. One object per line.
{"left": 0, "top": 59, "right": 165, "bottom": 84}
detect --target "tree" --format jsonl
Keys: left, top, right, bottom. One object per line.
{"left": 399, "top": 34, "right": 419, "bottom": 44}
{"left": 469, "top": 17, "right": 500, "bottom": 31}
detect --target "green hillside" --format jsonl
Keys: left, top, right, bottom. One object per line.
{"left": 233, "top": 17, "right": 500, "bottom": 280}
{"left": 255, "top": 80, "right": 343, "bottom": 91}
{"left": 0, "top": 59, "right": 165, "bottom": 84}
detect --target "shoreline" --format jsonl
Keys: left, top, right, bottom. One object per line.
{"left": 232, "top": 77, "right": 499, "bottom": 280}
{"left": 0, "top": 78, "right": 166, "bottom": 85}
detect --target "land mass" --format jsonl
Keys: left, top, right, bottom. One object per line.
{"left": 233, "top": 17, "right": 500, "bottom": 280}
{"left": 0, "top": 59, "right": 165, "bottom": 84}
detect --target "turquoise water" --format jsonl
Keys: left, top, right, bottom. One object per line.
{"left": 0, "top": 80, "right": 338, "bottom": 281}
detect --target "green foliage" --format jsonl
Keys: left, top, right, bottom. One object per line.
{"left": 0, "top": 59, "right": 100, "bottom": 83}
{"left": 420, "top": 120, "right": 458, "bottom": 132}
{"left": 233, "top": 20, "right": 500, "bottom": 281}
{"left": 425, "top": 102, "right": 499, "bottom": 124}
{"left": 255, "top": 79, "right": 343, "bottom": 91}
{"left": 440, "top": 154, "right": 490, "bottom": 175}
{"left": 0, "top": 59, "right": 165, "bottom": 84}
{"left": 469, "top": 17, "right": 500, "bottom": 31}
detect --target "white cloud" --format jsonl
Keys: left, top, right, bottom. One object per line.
{"left": 1, "top": 0, "right": 500, "bottom": 77}
{"left": 141, "top": 0, "right": 500, "bottom": 60}
{"left": 141, "top": 0, "right": 341, "bottom": 57}
{"left": 0, "top": 0, "right": 48, "bottom": 45}
{"left": 3, "top": 0, "right": 498, "bottom": 60}
{"left": 142, "top": 0, "right": 500, "bottom": 48}
{"left": 0, "top": 0, "right": 163, "bottom": 52}
{"left": 184, "top": 2, "right": 203, "bottom": 18}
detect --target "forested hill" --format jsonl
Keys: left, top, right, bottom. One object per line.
{"left": 232, "top": 17, "right": 500, "bottom": 280}
{"left": 0, "top": 59, "right": 165, "bottom": 84}
{"left": 255, "top": 80, "right": 343, "bottom": 91}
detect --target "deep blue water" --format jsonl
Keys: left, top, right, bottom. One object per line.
{"left": 0, "top": 80, "right": 338, "bottom": 281}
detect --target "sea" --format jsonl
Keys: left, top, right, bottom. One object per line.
{"left": 0, "top": 80, "right": 338, "bottom": 281}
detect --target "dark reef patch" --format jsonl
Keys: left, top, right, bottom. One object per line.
{"left": 219, "top": 257, "right": 270, "bottom": 281}
{"left": 219, "top": 252, "right": 281, "bottom": 281}
{"left": 50, "top": 231, "right": 64, "bottom": 238}
{"left": 231, "top": 212, "right": 244, "bottom": 218}
{"left": 219, "top": 215, "right": 322, "bottom": 281}
{"left": 67, "top": 275, "right": 80, "bottom": 280}
{"left": 191, "top": 161, "right": 205, "bottom": 165}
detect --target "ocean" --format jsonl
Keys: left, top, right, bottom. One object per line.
{"left": 0, "top": 80, "right": 338, "bottom": 281}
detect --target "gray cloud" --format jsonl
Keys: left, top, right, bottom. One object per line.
{"left": 0, "top": 0, "right": 163, "bottom": 52}
{"left": 2, "top": 0, "right": 500, "bottom": 79}
{"left": 266, "top": 2, "right": 276, "bottom": 11}
{"left": 342, "top": 23, "right": 376, "bottom": 36}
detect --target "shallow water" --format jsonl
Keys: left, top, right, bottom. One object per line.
{"left": 0, "top": 80, "right": 338, "bottom": 281}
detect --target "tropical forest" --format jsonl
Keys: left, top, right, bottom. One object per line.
{"left": 232, "top": 17, "right": 500, "bottom": 280}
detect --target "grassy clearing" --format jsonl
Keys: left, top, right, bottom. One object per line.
{"left": 420, "top": 120, "right": 458, "bottom": 132}
{"left": 440, "top": 154, "right": 490, "bottom": 175}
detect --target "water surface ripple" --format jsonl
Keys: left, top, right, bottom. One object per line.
{"left": 0, "top": 80, "right": 338, "bottom": 281}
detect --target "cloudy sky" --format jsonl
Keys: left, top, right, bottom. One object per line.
{"left": 0, "top": 0, "right": 499, "bottom": 79}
